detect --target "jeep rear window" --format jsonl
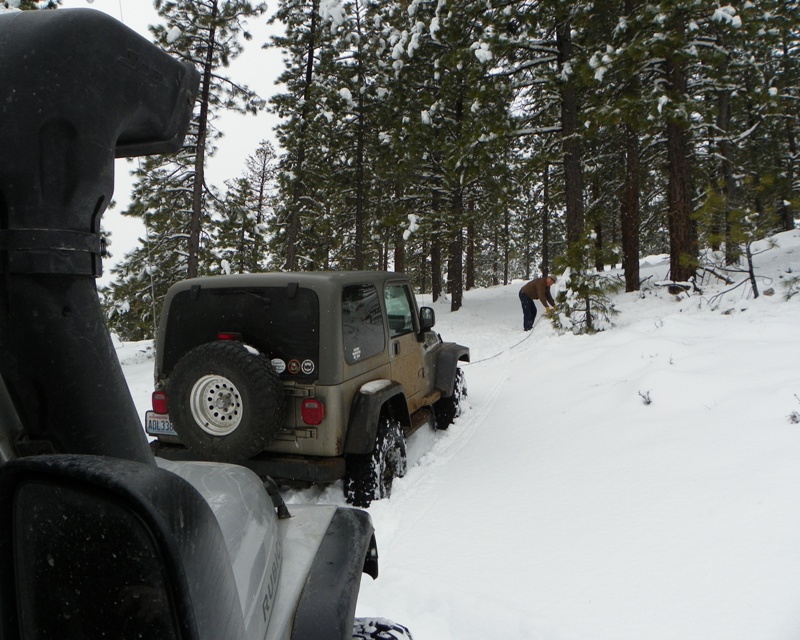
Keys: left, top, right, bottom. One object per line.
{"left": 342, "top": 284, "right": 385, "bottom": 364}
{"left": 162, "top": 285, "right": 319, "bottom": 382}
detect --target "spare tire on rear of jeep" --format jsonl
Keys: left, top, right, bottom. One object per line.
{"left": 167, "top": 340, "right": 285, "bottom": 462}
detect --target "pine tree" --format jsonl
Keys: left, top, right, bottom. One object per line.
{"left": 104, "top": 0, "right": 265, "bottom": 339}
{"left": 99, "top": 0, "right": 798, "bottom": 329}
{"left": 552, "top": 233, "right": 621, "bottom": 335}
{"left": 152, "top": 0, "right": 265, "bottom": 277}
{"left": 744, "top": 0, "right": 799, "bottom": 233}
{"left": 386, "top": 0, "right": 515, "bottom": 310}
{"left": 489, "top": 0, "right": 584, "bottom": 279}
{"left": 268, "top": 0, "right": 333, "bottom": 270}
{"left": 582, "top": 0, "right": 649, "bottom": 291}
{"left": 212, "top": 140, "right": 277, "bottom": 273}
{"left": 102, "top": 143, "right": 213, "bottom": 341}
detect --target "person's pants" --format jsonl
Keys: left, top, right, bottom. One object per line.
{"left": 519, "top": 291, "right": 536, "bottom": 331}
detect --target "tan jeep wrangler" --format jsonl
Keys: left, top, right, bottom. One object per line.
{"left": 147, "top": 271, "right": 469, "bottom": 506}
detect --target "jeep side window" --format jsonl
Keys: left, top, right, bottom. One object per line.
{"left": 342, "top": 284, "right": 385, "bottom": 364}
{"left": 384, "top": 285, "right": 415, "bottom": 338}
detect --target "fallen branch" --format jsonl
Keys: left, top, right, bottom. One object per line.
{"left": 699, "top": 266, "right": 734, "bottom": 285}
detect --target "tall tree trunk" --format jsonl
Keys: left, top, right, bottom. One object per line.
{"left": 446, "top": 92, "right": 465, "bottom": 312}
{"left": 541, "top": 164, "right": 551, "bottom": 276}
{"left": 781, "top": 36, "right": 797, "bottom": 232}
{"left": 238, "top": 209, "right": 246, "bottom": 273}
{"left": 420, "top": 238, "right": 429, "bottom": 295}
{"left": 492, "top": 228, "right": 499, "bottom": 286}
{"left": 620, "top": 0, "right": 641, "bottom": 292}
{"left": 354, "top": 92, "right": 365, "bottom": 269}
{"left": 557, "top": 20, "right": 584, "bottom": 248}
{"left": 592, "top": 173, "right": 604, "bottom": 271}
{"left": 186, "top": 0, "right": 218, "bottom": 279}
{"left": 431, "top": 233, "right": 442, "bottom": 302}
{"left": 254, "top": 158, "right": 267, "bottom": 270}
{"left": 621, "top": 122, "right": 641, "bottom": 291}
{"left": 466, "top": 219, "right": 475, "bottom": 290}
{"left": 666, "top": 117, "right": 694, "bottom": 284}
{"left": 717, "top": 88, "right": 739, "bottom": 265}
{"left": 594, "top": 221, "right": 604, "bottom": 272}
{"left": 394, "top": 237, "right": 405, "bottom": 273}
{"left": 503, "top": 208, "right": 510, "bottom": 285}
{"left": 665, "top": 20, "right": 695, "bottom": 286}
{"left": 286, "top": 0, "right": 319, "bottom": 271}
{"left": 783, "top": 116, "right": 797, "bottom": 231}
{"left": 448, "top": 189, "right": 464, "bottom": 312}
{"left": 353, "top": 6, "right": 366, "bottom": 269}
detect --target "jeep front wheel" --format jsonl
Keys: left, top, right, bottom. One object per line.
{"left": 344, "top": 415, "right": 407, "bottom": 508}
{"left": 434, "top": 367, "right": 466, "bottom": 430}
{"left": 352, "top": 618, "right": 413, "bottom": 639}
{"left": 168, "top": 341, "right": 285, "bottom": 462}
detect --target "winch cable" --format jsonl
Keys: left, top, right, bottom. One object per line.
{"left": 461, "top": 314, "right": 545, "bottom": 367}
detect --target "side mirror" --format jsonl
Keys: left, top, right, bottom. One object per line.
{"left": 419, "top": 306, "right": 436, "bottom": 332}
{"left": 0, "top": 455, "right": 246, "bottom": 640}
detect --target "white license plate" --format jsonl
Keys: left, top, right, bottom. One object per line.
{"left": 145, "top": 411, "right": 178, "bottom": 437}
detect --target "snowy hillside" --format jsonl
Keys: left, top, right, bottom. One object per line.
{"left": 118, "top": 230, "right": 800, "bottom": 640}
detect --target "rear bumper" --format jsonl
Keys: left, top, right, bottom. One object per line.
{"left": 150, "top": 441, "right": 346, "bottom": 484}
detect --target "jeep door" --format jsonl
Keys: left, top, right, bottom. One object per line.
{"left": 384, "top": 283, "right": 427, "bottom": 413}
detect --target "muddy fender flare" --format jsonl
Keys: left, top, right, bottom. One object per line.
{"left": 345, "top": 382, "right": 410, "bottom": 455}
{"left": 435, "top": 343, "right": 470, "bottom": 397}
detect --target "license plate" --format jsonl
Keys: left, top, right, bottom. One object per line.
{"left": 145, "top": 411, "right": 178, "bottom": 437}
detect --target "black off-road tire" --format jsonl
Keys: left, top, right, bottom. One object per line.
{"left": 344, "top": 415, "right": 407, "bottom": 508}
{"left": 167, "top": 340, "right": 285, "bottom": 462}
{"left": 434, "top": 367, "right": 466, "bottom": 430}
{"left": 352, "top": 618, "right": 413, "bottom": 639}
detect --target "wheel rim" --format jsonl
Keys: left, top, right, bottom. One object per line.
{"left": 189, "top": 374, "right": 243, "bottom": 436}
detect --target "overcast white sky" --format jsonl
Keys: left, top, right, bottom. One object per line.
{"left": 59, "top": 0, "right": 283, "bottom": 281}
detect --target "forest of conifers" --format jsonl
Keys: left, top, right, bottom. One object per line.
{"left": 37, "top": 0, "right": 796, "bottom": 340}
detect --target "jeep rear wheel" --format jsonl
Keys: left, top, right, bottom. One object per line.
{"left": 434, "top": 367, "right": 466, "bottom": 430}
{"left": 168, "top": 341, "right": 285, "bottom": 462}
{"left": 344, "top": 415, "right": 407, "bottom": 508}
{"left": 352, "top": 618, "right": 413, "bottom": 639}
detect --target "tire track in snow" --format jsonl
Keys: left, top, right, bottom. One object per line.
{"left": 369, "top": 351, "right": 518, "bottom": 545}
{"left": 288, "top": 325, "right": 544, "bottom": 543}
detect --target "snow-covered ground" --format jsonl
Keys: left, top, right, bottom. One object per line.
{"left": 117, "top": 230, "right": 800, "bottom": 640}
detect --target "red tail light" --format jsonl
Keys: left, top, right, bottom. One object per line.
{"left": 152, "top": 390, "right": 169, "bottom": 415}
{"left": 301, "top": 398, "right": 325, "bottom": 426}
{"left": 217, "top": 331, "right": 242, "bottom": 341}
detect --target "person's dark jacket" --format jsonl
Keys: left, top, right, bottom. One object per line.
{"left": 520, "top": 277, "right": 555, "bottom": 308}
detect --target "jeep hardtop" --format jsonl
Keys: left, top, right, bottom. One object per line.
{"left": 148, "top": 270, "right": 469, "bottom": 506}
